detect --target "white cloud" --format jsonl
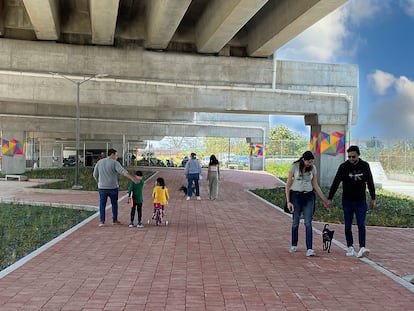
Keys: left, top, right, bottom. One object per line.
{"left": 395, "top": 75, "right": 414, "bottom": 98}
{"left": 276, "top": 0, "right": 389, "bottom": 63}
{"left": 368, "top": 70, "right": 396, "bottom": 95}
{"left": 368, "top": 71, "right": 414, "bottom": 137}
{"left": 399, "top": 0, "right": 414, "bottom": 17}
{"left": 277, "top": 8, "right": 348, "bottom": 62}
{"left": 346, "top": 0, "right": 386, "bottom": 25}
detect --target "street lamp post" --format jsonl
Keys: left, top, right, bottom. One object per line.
{"left": 50, "top": 72, "right": 108, "bottom": 190}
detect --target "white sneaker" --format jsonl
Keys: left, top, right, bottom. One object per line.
{"left": 186, "top": 196, "right": 191, "bottom": 201}
{"left": 289, "top": 246, "right": 297, "bottom": 253}
{"left": 357, "top": 247, "right": 370, "bottom": 258}
{"left": 346, "top": 246, "right": 355, "bottom": 257}
{"left": 196, "top": 196, "right": 201, "bottom": 201}
{"left": 306, "top": 249, "right": 316, "bottom": 257}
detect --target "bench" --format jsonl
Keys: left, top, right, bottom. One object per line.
{"left": 5, "top": 174, "right": 28, "bottom": 181}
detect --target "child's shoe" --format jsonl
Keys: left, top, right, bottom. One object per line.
{"left": 137, "top": 222, "right": 144, "bottom": 228}
{"left": 128, "top": 222, "right": 134, "bottom": 228}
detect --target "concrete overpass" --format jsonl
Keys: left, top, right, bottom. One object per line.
{"left": 0, "top": 0, "right": 354, "bottom": 185}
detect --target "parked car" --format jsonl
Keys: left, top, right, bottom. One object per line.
{"left": 201, "top": 156, "right": 210, "bottom": 168}
{"left": 221, "top": 154, "right": 237, "bottom": 167}
{"left": 136, "top": 157, "right": 165, "bottom": 166}
{"left": 62, "top": 156, "right": 76, "bottom": 167}
{"left": 236, "top": 156, "right": 250, "bottom": 167}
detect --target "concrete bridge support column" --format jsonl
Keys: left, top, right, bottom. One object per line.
{"left": 110, "top": 141, "right": 125, "bottom": 165}
{"left": 308, "top": 123, "right": 348, "bottom": 187}
{"left": 247, "top": 136, "right": 265, "bottom": 171}
{"left": 0, "top": 131, "right": 26, "bottom": 174}
{"left": 39, "top": 138, "right": 62, "bottom": 168}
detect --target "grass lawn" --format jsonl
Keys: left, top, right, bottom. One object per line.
{"left": 0, "top": 203, "right": 95, "bottom": 271}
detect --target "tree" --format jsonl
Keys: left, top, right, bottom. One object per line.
{"left": 267, "top": 125, "right": 308, "bottom": 157}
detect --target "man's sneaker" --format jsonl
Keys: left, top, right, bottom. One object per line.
{"left": 357, "top": 247, "right": 370, "bottom": 258}
{"left": 289, "top": 246, "right": 297, "bottom": 253}
{"left": 196, "top": 196, "right": 201, "bottom": 201}
{"left": 112, "top": 220, "right": 121, "bottom": 225}
{"left": 346, "top": 246, "right": 355, "bottom": 257}
{"left": 306, "top": 249, "right": 316, "bottom": 257}
{"left": 99, "top": 222, "right": 105, "bottom": 227}
{"left": 128, "top": 222, "right": 134, "bottom": 228}
{"left": 137, "top": 222, "right": 144, "bottom": 228}
{"left": 186, "top": 196, "right": 191, "bottom": 201}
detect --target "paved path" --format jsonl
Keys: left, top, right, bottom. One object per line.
{"left": 0, "top": 168, "right": 413, "bottom": 310}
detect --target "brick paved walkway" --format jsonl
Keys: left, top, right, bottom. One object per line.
{"left": 0, "top": 167, "right": 413, "bottom": 310}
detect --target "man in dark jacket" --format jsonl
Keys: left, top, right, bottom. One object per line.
{"left": 327, "top": 145, "right": 376, "bottom": 258}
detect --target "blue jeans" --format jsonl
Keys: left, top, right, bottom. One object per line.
{"left": 98, "top": 188, "right": 119, "bottom": 223}
{"left": 187, "top": 173, "right": 200, "bottom": 197}
{"left": 342, "top": 200, "right": 367, "bottom": 248}
{"left": 291, "top": 191, "right": 315, "bottom": 250}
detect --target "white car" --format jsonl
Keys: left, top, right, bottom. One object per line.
{"left": 201, "top": 156, "right": 210, "bottom": 167}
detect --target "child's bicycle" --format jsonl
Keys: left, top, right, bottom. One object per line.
{"left": 147, "top": 203, "right": 169, "bottom": 226}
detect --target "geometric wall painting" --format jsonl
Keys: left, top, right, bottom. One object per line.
{"left": 1, "top": 138, "right": 25, "bottom": 156}
{"left": 310, "top": 131, "right": 345, "bottom": 155}
{"left": 250, "top": 144, "right": 265, "bottom": 157}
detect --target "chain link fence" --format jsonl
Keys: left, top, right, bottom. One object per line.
{"left": 266, "top": 138, "right": 414, "bottom": 181}
{"left": 19, "top": 136, "right": 414, "bottom": 179}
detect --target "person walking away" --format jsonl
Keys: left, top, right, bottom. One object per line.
{"left": 93, "top": 148, "right": 141, "bottom": 226}
{"left": 207, "top": 154, "right": 220, "bottom": 200}
{"left": 152, "top": 177, "right": 169, "bottom": 219}
{"left": 128, "top": 170, "right": 145, "bottom": 228}
{"left": 327, "top": 145, "right": 376, "bottom": 258}
{"left": 285, "top": 151, "right": 329, "bottom": 257}
{"left": 184, "top": 152, "right": 202, "bottom": 200}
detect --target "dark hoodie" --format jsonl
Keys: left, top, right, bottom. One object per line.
{"left": 328, "top": 158, "right": 376, "bottom": 202}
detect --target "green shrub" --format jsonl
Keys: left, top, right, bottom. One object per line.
{"left": 25, "top": 167, "right": 154, "bottom": 191}
{"left": 0, "top": 203, "right": 95, "bottom": 270}
{"left": 251, "top": 186, "right": 414, "bottom": 227}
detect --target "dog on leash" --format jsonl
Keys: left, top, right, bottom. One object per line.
{"left": 322, "top": 224, "right": 335, "bottom": 253}
{"left": 179, "top": 185, "right": 195, "bottom": 197}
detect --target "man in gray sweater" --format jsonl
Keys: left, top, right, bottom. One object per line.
{"left": 184, "top": 152, "right": 202, "bottom": 200}
{"left": 93, "top": 148, "right": 141, "bottom": 226}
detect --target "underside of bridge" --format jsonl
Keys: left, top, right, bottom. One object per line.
{"left": 0, "top": 0, "right": 355, "bottom": 185}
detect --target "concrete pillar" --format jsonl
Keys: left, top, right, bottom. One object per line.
{"left": 0, "top": 131, "right": 26, "bottom": 174}
{"left": 248, "top": 137, "right": 265, "bottom": 171}
{"left": 309, "top": 124, "right": 348, "bottom": 187}
{"left": 109, "top": 141, "right": 124, "bottom": 164}
{"left": 39, "top": 138, "right": 61, "bottom": 168}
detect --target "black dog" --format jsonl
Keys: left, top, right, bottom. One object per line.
{"left": 322, "top": 224, "right": 335, "bottom": 253}
{"left": 179, "top": 185, "right": 195, "bottom": 197}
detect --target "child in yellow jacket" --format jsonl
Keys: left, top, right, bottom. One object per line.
{"left": 152, "top": 177, "right": 169, "bottom": 217}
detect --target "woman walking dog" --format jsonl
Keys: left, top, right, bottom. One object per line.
{"left": 285, "top": 151, "right": 329, "bottom": 257}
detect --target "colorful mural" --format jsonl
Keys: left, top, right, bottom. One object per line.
{"left": 2, "top": 138, "right": 25, "bottom": 156}
{"left": 251, "top": 144, "right": 265, "bottom": 157}
{"left": 310, "top": 131, "right": 345, "bottom": 155}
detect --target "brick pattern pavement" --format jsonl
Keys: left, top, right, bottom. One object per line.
{"left": 0, "top": 168, "right": 413, "bottom": 310}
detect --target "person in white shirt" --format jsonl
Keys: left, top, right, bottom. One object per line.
{"left": 207, "top": 154, "right": 220, "bottom": 200}
{"left": 285, "top": 151, "right": 329, "bottom": 257}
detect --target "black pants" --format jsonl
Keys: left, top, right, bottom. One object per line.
{"left": 130, "top": 202, "right": 143, "bottom": 223}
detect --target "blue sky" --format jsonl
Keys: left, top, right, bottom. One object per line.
{"left": 270, "top": 0, "right": 414, "bottom": 140}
